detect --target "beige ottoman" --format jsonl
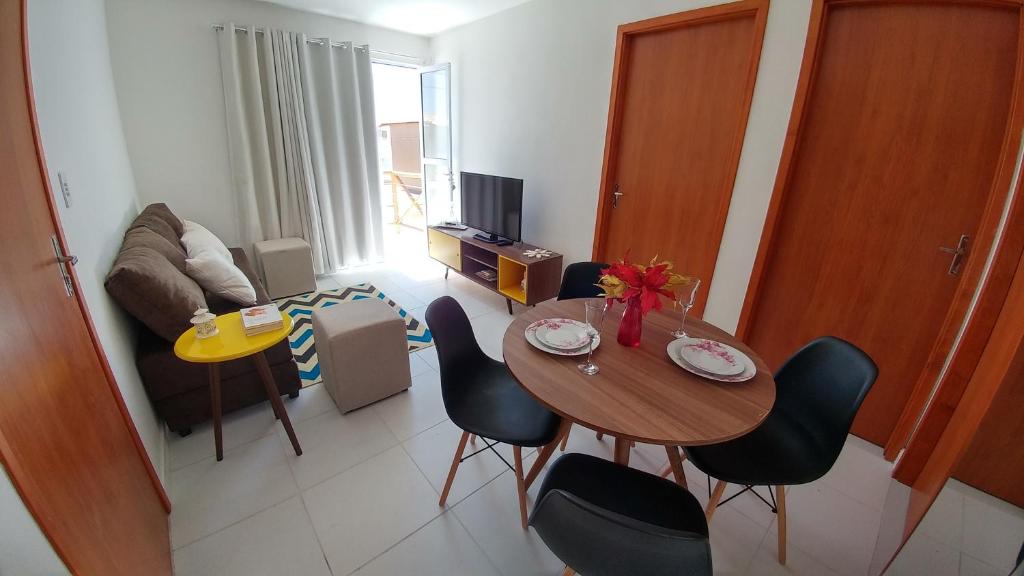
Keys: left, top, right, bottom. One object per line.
{"left": 312, "top": 298, "right": 411, "bottom": 412}
{"left": 254, "top": 237, "right": 317, "bottom": 299}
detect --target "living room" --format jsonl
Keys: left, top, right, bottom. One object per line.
{"left": 4, "top": 0, "right": 1024, "bottom": 575}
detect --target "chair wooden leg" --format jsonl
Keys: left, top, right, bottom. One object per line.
{"left": 596, "top": 431, "right": 604, "bottom": 441}
{"left": 559, "top": 425, "right": 571, "bottom": 451}
{"left": 469, "top": 434, "right": 477, "bottom": 444}
{"left": 439, "top": 431, "right": 471, "bottom": 507}
{"left": 776, "top": 485, "right": 787, "bottom": 565}
{"left": 514, "top": 445, "right": 528, "bottom": 529}
{"left": 658, "top": 462, "right": 672, "bottom": 478}
{"left": 665, "top": 446, "right": 688, "bottom": 489}
{"left": 706, "top": 480, "right": 727, "bottom": 522}
{"left": 561, "top": 567, "right": 575, "bottom": 576}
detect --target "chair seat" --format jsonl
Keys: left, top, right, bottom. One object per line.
{"left": 539, "top": 453, "right": 708, "bottom": 535}
{"left": 444, "top": 357, "right": 561, "bottom": 447}
{"left": 684, "top": 414, "right": 834, "bottom": 486}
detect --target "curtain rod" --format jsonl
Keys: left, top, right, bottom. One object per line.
{"left": 211, "top": 23, "right": 422, "bottom": 62}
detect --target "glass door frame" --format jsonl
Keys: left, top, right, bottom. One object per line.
{"left": 419, "top": 63, "right": 455, "bottom": 224}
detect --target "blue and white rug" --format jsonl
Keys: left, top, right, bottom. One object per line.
{"left": 274, "top": 283, "right": 433, "bottom": 387}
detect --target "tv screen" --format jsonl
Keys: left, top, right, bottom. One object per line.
{"left": 461, "top": 172, "right": 523, "bottom": 242}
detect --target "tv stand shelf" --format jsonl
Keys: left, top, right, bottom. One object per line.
{"left": 427, "top": 226, "right": 563, "bottom": 314}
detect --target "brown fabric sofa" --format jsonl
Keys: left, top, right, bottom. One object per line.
{"left": 106, "top": 204, "right": 300, "bottom": 435}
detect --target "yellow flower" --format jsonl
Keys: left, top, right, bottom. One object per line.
{"left": 596, "top": 274, "right": 626, "bottom": 299}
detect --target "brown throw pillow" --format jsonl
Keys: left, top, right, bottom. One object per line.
{"left": 128, "top": 207, "right": 185, "bottom": 249}
{"left": 123, "top": 227, "right": 186, "bottom": 273}
{"left": 105, "top": 245, "right": 207, "bottom": 342}
{"left": 140, "top": 203, "right": 184, "bottom": 237}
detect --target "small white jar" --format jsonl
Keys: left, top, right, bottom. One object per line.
{"left": 191, "top": 308, "right": 219, "bottom": 339}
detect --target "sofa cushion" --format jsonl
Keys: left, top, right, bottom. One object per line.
{"left": 105, "top": 245, "right": 207, "bottom": 342}
{"left": 181, "top": 219, "right": 232, "bottom": 261}
{"left": 123, "top": 226, "right": 186, "bottom": 273}
{"left": 138, "top": 203, "right": 184, "bottom": 237}
{"left": 206, "top": 248, "right": 272, "bottom": 313}
{"left": 186, "top": 251, "right": 258, "bottom": 306}
{"left": 129, "top": 209, "right": 185, "bottom": 250}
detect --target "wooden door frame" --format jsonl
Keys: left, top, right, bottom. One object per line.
{"left": 590, "top": 0, "right": 771, "bottom": 284}
{"left": 734, "top": 0, "right": 1024, "bottom": 457}
{"left": 3, "top": 0, "right": 170, "bottom": 530}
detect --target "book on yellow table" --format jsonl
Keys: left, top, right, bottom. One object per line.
{"left": 240, "top": 304, "right": 284, "bottom": 336}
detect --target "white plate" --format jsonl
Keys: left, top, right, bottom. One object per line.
{"left": 667, "top": 338, "right": 756, "bottom": 383}
{"left": 678, "top": 338, "right": 745, "bottom": 376}
{"left": 526, "top": 319, "right": 599, "bottom": 356}
{"left": 535, "top": 320, "right": 591, "bottom": 350}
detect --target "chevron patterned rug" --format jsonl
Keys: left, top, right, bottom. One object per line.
{"left": 274, "top": 283, "right": 433, "bottom": 387}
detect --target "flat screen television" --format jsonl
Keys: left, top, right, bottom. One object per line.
{"left": 460, "top": 171, "right": 523, "bottom": 244}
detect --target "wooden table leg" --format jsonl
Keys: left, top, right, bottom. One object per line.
{"left": 613, "top": 437, "right": 631, "bottom": 466}
{"left": 665, "top": 446, "right": 687, "bottom": 489}
{"left": 525, "top": 419, "right": 571, "bottom": 489}
{"left": 253, "top": 351, "right": 302, "bottom": 456}
{"left": 209, "top": 363, "right": 223, "bottom": 461}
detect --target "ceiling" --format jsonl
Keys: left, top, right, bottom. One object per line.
{"left": 259, "top": 0, "right": 534, "bottom": 36}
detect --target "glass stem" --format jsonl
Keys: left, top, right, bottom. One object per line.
{"left": 680, "top": 306, "right": 689, "bottom": 335}
{"left": 586, "top": 335, "right": 595, "bottom": 366}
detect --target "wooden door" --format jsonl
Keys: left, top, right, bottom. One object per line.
{"left": 0, "top": 1, "right": 171, "bottom": 573}
{"left": 592, "top": 0, "right": 769, "bottom": 316}
{"left": 738, "top": 0, "right": 1024, "bottom": 446}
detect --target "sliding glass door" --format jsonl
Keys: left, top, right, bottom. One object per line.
{"left": 420, "top": 64, "right": 454, "bottom": 226}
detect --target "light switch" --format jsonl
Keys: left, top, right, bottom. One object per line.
{"left": 57, "top": 171, "right": 72, "bottom": 208}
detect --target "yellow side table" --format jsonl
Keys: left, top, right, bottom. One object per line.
{"left": 174, "top": 311, "right": 302, "bottom": 461}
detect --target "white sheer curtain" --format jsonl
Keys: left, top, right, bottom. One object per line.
{"left": 216, "top": 24, "right": 383, "bottom": 272}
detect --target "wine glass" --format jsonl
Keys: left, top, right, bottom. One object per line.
{"left": 577, "top": 299, "right": 607, "bottom": 375}
{"left": 672, "top": 278, "right": 702, "bottom": 339}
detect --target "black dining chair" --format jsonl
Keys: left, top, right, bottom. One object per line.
{"left": 557, "top": 261, "right": 609, "bottom": 301}
{"left": 555, "top": 261, "right": 609, "bottom": 451}
{"left": 675, "top": 336, "right": 877, "bottom": 565}
{"left": 530, "top": 453, "right": 713, "bottom": 576}
{"left": 426, "top": 296, "right": 563, "bottom": 528}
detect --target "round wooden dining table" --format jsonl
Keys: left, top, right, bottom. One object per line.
{"left": 503, "top": 299, "right": 776, "bottom": 488}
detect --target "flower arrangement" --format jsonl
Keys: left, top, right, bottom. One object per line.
{"left": 597, "top": 254, "right": 692, "bottom": 314}
{"left": 596, "top": 254, "right": 693, "bottom": 347}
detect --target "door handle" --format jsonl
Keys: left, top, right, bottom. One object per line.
{"left": 51, "top": 235, "right": 76, "bottom": 297}
{"left": 612, "top": 184, "right": 623, "bottom": 208}
{"left": 938, "top": 234, "right": 969, "bottom": 276}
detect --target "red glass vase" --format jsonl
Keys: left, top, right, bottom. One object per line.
{"left": 617, "top": 296, "right": 643, "bottom": 347}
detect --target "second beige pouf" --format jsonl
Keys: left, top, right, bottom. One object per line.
{"left": 312, "top": 298, "right": 412, "bottom": 412}
{"left": 254, "top": 237, "right": 317, "bottom": 299}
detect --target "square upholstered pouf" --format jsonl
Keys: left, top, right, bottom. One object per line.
{"left": 253, "top": 237, "right": 317, "bottom": 299}
{"left": 312, "top": 298, "right": 412, "bottom": 412}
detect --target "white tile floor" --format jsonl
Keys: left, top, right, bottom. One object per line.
{"left": 167, "top": 253, "right": 1024, "bottom": 576}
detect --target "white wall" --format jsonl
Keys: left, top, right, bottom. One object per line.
{"left": 431, "top": 0, "right": 812, "bottom": 332}
{"left": 0, "top": 468, "right": 69, "bottom": 575}
{"left": 27, "top": 0, "right": 165, "bottom": 482}
{"left": 105, "top": 0, "right": 431, "bottom": 247}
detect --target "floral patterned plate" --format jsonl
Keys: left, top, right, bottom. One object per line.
{"left": 526, "top": 318, "right": 600, "bottom": 356}
{"left": 666, "top": 338, "right": 756, "bottom": 383}
{"left": 678, "top": 338, "right": 745, "bottom": 375}
{"left": 535, "top": 319, "right": 592, "bottom": 350}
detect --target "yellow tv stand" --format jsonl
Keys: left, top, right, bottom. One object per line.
{"left": 427, "top": 226, "right": 563, "bottom": 314}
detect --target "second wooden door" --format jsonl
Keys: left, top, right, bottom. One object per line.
{"left": 593, "top": 0, "right": 769, "bottom": 315}
{"left": 739, "top": 0, "right": 1024, "bottom": 446}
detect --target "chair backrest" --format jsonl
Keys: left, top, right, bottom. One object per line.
{"left": 774, "top": 336, "right": 878, "bottom": 478}
{"left": 557, "top": 261, "right": 608, "bottom": 301}
{"left": 424, "top": 296, "right": 487, "bottom": 415}
{"left": 531, "top": 489, "right": 712, "bottom": 576}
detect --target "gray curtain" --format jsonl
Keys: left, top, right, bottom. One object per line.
{"left": 216, "top": 24, "right": 383, "bottom": 272}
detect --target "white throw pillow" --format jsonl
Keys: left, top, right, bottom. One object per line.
{"left": 180, "top": 220, "right": 232, "bottom": 261}
{"left": 185, "top": 251, "right": 258, "bottom": 306}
